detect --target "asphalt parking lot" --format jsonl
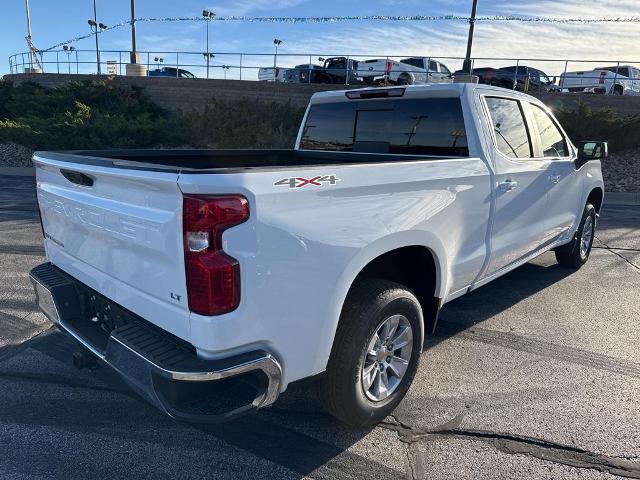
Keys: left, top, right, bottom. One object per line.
{"left": 1, "top": 175, "right": 639, "bottom": 480}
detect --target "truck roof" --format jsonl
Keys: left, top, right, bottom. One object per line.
{"left": 310, "top": 83, "right": 534, "bottom": 104}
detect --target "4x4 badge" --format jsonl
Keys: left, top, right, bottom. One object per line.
{"left": 274, "top": 175, "right": 341, "bottom": 189}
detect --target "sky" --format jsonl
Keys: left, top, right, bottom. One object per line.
{"left": 2, "top": 0, "right": 639, "bottom": 79}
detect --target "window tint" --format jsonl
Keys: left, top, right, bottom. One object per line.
{"left": 530, "top": 104, "right": 568, "bottom": 157}
{"left": 300, "top": 98, "right": 469, "bottom": 156}
{"left": 485, "top": 97, "right": 532, "bottom": 158}
{"left": 401, "top": 58, "right": 424, "bottom": 69}
{"left": 439, "top": 64, "right": 451, "bottom": 75}
{"left": 429, "top": 61, "right": 438, "bottom": 72}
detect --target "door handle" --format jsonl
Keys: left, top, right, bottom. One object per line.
{"left": 549, "top": 174, "right": 561, "bottom": 184}
{"left": 498, "top": 179, "right": 518, "bottom": 192}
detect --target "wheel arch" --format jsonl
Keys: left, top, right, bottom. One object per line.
{"left": 587, "top": 187, "right": 604, "bottom": 213}
{"left": 314, "top": 233, "right": 449, "bottom": 374}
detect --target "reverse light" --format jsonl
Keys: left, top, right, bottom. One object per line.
{"left": 183, "top": 195, "right": 249, "bottom": 316}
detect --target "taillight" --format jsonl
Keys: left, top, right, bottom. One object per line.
{"left": 183, "top": 195, "right": 249, "bottom": 316}
{"left": 386, "top": 61, "right": 393, "bottom": 75}
{"left": 599, "top": 71, "right": 606, "bottom": 84}
{"left": 485, "top": 69, "right": 493, "bottom": 82}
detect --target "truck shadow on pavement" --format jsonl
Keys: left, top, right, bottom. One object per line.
{"left": 2, "top": 258, "right": 578, "bottom": 480}
{"left": 432, "top": 257, "right": 575, "bottom": 347}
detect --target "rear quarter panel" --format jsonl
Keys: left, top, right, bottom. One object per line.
{"left": 179, "top": 155, "right": 491, "bottom": 386}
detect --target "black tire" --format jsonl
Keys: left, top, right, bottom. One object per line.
{"left": 396, "top": 76, "right": 411, "bottom": 86}
{"left": 320, "top": 279, "right": 423, "bottom": 427}
{"left": 555, "top": 203, "right": 596, "bottom": 268}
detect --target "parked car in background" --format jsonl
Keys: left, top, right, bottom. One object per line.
{"left": 559, "top": 65, "right": 640, "bottom": 95}
{"left": 499, "top": 66, "right": 558, "bottom": 92}
{"left": 30, "top": 83, "right": 605, "bottom": 428}
{"left": 356, "top": 57, "right": 452, "bottom": 85}
{"left": 258, "top": 66, "right": 289, "bottom": 82}
{"left": 453, "top": 67, "right": 516, "bottom": 89}
{"left": 148, "top": 67, "right": 196, "bottom": 78}
{"left": 285, "top": 63, "right": 328, "bottom": 83}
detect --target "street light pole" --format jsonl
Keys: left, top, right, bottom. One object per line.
{"left": 130, "top": 0, "right": 137, "bottom": 63}
{"left": 24, "top": 0, "right": 33, "bottom": 70}
{"left": 273, "top": 39, "right": 283, "bottom": 71}
{"left": 202, "top": 10, "right": 215, "bottom": 79}
{"left": 92, "top": 0, "right": 101, "bottom": 74}
{"left": 462, "top": 0, "right": 478, "bottom": 74}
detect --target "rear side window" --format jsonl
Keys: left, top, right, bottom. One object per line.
{"left": 300, "top": 98, "right": 469, "bottom": 157}
{"left": 530, "top": 104, "right": 568, "bottom": 157}
{"left": 484, "top": 97, "right": 532, "bottom": 159}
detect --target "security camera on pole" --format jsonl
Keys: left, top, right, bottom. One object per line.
{"left": 126, "top": 0, "right": 147, "bottom": 76}
{"left": 273, "top": 38, "right": 283, "bottom": 71}
{"left": 202, "top": 10, "right": 216, "bottom": 79}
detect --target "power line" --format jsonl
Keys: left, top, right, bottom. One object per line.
{"left": 41, "top": 14, "right": 640, "bottom": 52}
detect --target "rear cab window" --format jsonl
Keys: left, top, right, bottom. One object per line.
{"left": 300, "top": 97, "right": 469, "bottom": 157}
{"left": 484, "top": 97, "right": 533, "bottom": 159}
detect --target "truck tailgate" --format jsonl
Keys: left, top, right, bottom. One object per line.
{"left": 34, "top": 153, "right": 191, "bottom": 340}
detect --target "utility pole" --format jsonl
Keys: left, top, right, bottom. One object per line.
{"left": 130, "top": 0, "right": 137, "bottom": 63}
{"left": 92, "top": 0, "right": 101, "bottom": 74}
{"left": 462, "top": 0, "right": 478, "bottom": 74}
{"left": 202, "top": 10, "right": 215, "bottom": 78}
{"left": 24, "top": 0, "right": 33, "bottom": 70}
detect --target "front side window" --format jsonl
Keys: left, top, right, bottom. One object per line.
{"left": 484, "top": 97, "right": 532, "bottom": 159}
{"left": 530, "top": 104, "right": 568, "bottom": 157}
{"left": 300, "top": 98, "right": 469, "bottom": 156}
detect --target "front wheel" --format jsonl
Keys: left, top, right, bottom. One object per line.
{"left": 555, "top": 203, "right": 596, "bottom": 268}
{"left": 320, "top": 279, "right": 423, "bottom": 427}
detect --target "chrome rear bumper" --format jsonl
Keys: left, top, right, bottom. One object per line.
{"left": 30, "top": 262, "right": 282, "bottom": 423}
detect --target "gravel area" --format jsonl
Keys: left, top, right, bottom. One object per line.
{"left": 0, "top": 143, "right": 33, "bottom": 167}
{"left": 604, "top": 148, "right": 640, "bottom": 193}
{"left": 1, "top": 142, "right": 638, "bottom": 192}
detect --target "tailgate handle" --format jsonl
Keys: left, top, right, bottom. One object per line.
{"left": 60, "top": 169, "right": 94, "bottom": 187}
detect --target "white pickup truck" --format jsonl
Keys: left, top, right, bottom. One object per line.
{"left": 30, "top": 84, "right": 605, "bottom": 427}
{"left": 357, "top": 57, "right": 453, "bottom": 85}
{"left": 559, "top": 65, "right": 640, "bottom": 95}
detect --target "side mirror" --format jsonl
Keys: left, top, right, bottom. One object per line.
{"left": 576, "top": 141, "right": 608, "bottom": 168}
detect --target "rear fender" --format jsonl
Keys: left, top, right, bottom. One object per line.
{"left": 312, "top": 231, "right": 448, "bottom": 373}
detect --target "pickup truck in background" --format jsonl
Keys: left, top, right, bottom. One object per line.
{"left": 257, "top": 66, "right": 289, "bottom": 82}
{"left": 30, "top": 84, "right": 605, "bottom": 427}
{"left": 357, "top": 57, "right": 453, "bottom": 85}
{"left": 285, "top": 57, "right": 360, "bottom": 84}
{"left": 559, "top": 65, "right": 640, "bottom": 95}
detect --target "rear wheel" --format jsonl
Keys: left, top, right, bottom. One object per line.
{"left": 320, "top": 279, "right": 423, "bottom": 427}
{"left": 396, "top": 75, "right": 411, "bottom": 86}
{"left": 555, "top": 203, "right": 596, "bottom": 268}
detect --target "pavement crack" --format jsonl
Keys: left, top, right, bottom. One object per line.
{"left": 380, "top": 414, "right": 640, "bottom": 478}
{"left": 595, "top": 235, "right": 640, "bottom": 271}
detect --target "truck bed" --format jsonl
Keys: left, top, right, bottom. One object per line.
{"left": 36, "top": 149, "right": 459, "bottom": 173}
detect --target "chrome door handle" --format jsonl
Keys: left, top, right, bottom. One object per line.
{"left": 549, "top": 174, "right": 561, "bottom": 184}
{"left": 498, "top": 179, "right": 518, "bottom": 192}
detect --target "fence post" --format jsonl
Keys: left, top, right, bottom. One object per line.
{"left": 176, "top": 52, "right": 179, "bottom": 78}
{"left": 610, "top": 61, "right": 620, "bottom": 95}
{"left": 308, "top": 55, "right": 312, "bottom": 83}
{"left": 514, "top": 59, "right": 520, "bottom": 90}
{"left": 345, "top": 55, "right": 350, "bottom": 85}
{"left": 147, "top": 52, "right": 150, "bottom": 73}
{"left": 75, "top": 50, "right": 79, "bottom": 74}
{"left": 119, "top": 51, "right": 122, "bottom": 75}
{"left": 426, "top": 56, "right": 431, "bottom": 82}
{"left": 56, "top": 51, "right": 60, "bottom": 74}
{"left": 560, "top": 60, "right": 568, "bottom": 89}
{"left": 239, "top": 53, "right": 243, "bottom": 80}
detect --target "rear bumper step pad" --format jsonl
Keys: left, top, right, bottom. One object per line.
{"left": 29, "top": 262, "right": 282, "bottom": 423}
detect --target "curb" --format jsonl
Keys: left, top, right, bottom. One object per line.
{"left": 0, "top": 167, "right": 35, "bottom": 176}
{"left": 605, "top": 192, "right": 640, "bottom": 206}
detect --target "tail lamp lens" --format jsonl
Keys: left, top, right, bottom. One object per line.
{"left": 183, "top": 195, "right": 249, "bottom": 316}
